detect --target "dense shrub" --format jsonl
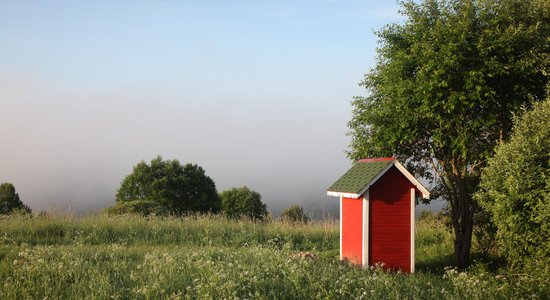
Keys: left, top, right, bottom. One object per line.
{"left": 475, "top": 97, "right": 550, "bottom": 272}
{"left": 280, "top": 204, "right": 308, "bottom": 224}
{"left": 220, "top": 186, "right": 267, "bottom": 220}
{"left": 114, "top": 156, "right": 220, "bottom": 215}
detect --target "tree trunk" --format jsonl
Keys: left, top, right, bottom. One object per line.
{"left": 452, "top": 198, "right": 474, "bottom": 268}
{"left": 444, "top": 161, "right": 476, "bottom": 268}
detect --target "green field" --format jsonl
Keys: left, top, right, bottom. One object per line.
{"left": 0, "top": 214, "right": 547, "bottom": 299}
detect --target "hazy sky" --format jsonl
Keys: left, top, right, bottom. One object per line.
{"left": 1, "top": 1, "right": 439, "bottom": 215}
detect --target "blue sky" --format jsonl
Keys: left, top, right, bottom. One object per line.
{"left": 1, "top": 1, "right": 443, "bottom": 215}
{"left": 1, "top": 1, "right": 399, "bottom": 89}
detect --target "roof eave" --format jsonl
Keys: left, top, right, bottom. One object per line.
{"left": 393, "top": 160, "right": 430, "bottom": 199}
{"left": 326, "top": 191, "right": 361, "bottom": 199}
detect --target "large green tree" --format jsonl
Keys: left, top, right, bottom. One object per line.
{"left": 114, "top": 156, "right": 221, "bottom": 215}
{"left": 475, "top": 96, "right": 550, "bottom": 272}
{"left": 348, "top": 0, "right": 549, "bottom": 267}
{"left": 0, "top": 183, "right": 31, "bottom": 215}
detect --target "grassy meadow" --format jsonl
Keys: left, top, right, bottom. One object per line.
{"left": 0, "top": 213, "right": 548, "bottom": 299}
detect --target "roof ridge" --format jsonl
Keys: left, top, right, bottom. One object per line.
{"left": 358, "top": 157, "right": 395, "bottom": 163}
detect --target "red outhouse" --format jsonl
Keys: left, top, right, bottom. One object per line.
{"left": 327, "top": 157, "right": 429, "bottom": 273}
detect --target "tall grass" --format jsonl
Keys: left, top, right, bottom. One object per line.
{"left": 415, "top": 213, "right": 455, "bottom": 273}
{"left": 0, "top": 214, "right": 337, "bottom": 250}
{"left": 0, "top": 214, "right": 548, "bottom": 299}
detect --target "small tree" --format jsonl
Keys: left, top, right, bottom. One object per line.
{"left": 475, "top": 97, "right": 550, "bottom": 272}
{"left": 220, "top": 186, "right": 267, "bottom": 220}
{"left": 281, "top": 204, "right": 308, "bottom": 224}
{"left": 114, "top": 156, "right": 220, "bottom": 215}
{"left": 0, "top": 183, "right": 31, "bottom": 214}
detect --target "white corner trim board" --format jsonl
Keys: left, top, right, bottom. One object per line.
{"left": 410, "top": 188, "right": 415, "bottom": 273}
{"left": 362, "top": 191, "right": 369, "bottom": 268}
{"left": 339, "top": 196, "right": 343, "bottom": 260}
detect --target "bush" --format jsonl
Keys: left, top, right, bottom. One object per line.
{"left": 0, "top": 182, "right": 31, "bottom": 215}
{"left": 472, "top": 205, "right": 498, "bottom": 258}
{"left": 280, "top": 204, "right": 308, "bottom": 224}
{"left": 105, "top": 200, "right": 165, "bottom": 216}
{"left": 418, "top": 210, "right": 435, "bottom": 222}
{"left": 475, "top": 97, "right": 550, "bottom": 272}
{"left": 113, "top": 156, "right": 220, "bottom": 216}
{"left": 220, "top": 186, "right": 267, "bottom": 220}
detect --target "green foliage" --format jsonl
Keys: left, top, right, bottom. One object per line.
{"left": 348, "top": 0, "right": 549, "bottom": 267}
{"left": 475, "top": 97, "right": 550, "bottom": 272}
{"left": 104, "top": 200, "right": 165, "bottom": 216}
{"left": 281, "top": 204, "right": 309, "bottom": 224}
{"left": 418, "top": 210, "right": 438, "bottom": 222}
{"left": 114, "top": 156, "right": 220, "bottom": 215}
{"left": 0, "top": 214, "right": 547, "bottom": 299}
{"left": 417, "top": 210, "right": 450, "bottom": 225}
{"left": 472, "top": 204, "right": 498, "bottom": 257}
{"left": 0, "top": 183, "right": 31, "bottom": 215}
{"left": 220, "top": 186, "right": 267, "bottom": 220}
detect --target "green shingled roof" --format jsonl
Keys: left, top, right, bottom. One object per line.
{"left": 327, "top": 160, "right": 393, "bottom": 195}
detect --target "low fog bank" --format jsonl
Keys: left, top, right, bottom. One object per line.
{"left": 3, "top": 160, "right": 443, "bottom": 219}
{"left": 1, "top": 75, "right": 443, "bottom": 218}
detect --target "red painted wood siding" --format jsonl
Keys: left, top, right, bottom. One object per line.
{"left": 369, "top": 166, "right": 413, "bottom": 272}
{"left": 341, "top": 197, "right": 363, "bottom": 265}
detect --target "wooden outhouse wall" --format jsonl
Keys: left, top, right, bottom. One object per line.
{"left": 341, "top": 197, "right": 363, "bottom": 265}
{"left": 369, "top": 166, "right": 414, "bottom": 272}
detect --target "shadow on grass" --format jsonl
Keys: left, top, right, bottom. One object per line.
{"left": 416, "top": 252, "right": 507, "bottom": 275}
{"left": 469, "top": 253, "right": 508, "bottom": 273}
{"left": 416, "top": 253, "right": 456, "bottom": 275}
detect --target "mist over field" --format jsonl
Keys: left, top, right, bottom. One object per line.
{"left": 0, "top": 72, "right": 348, "bottom": 215}
{"left": 0, "top": 1, "right": 442, "bottom": 216}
